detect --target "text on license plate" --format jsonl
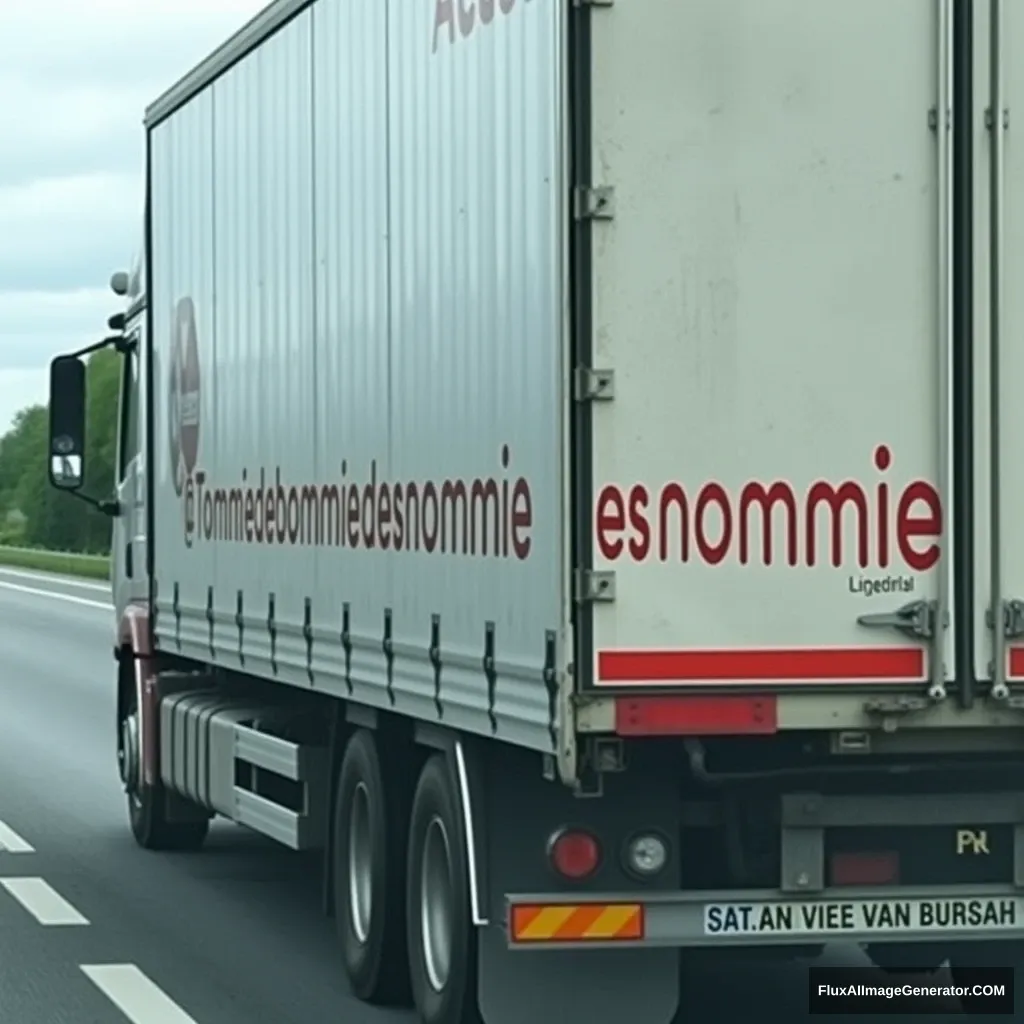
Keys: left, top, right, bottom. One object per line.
{"left": 703, "top": 897, "right": 1024, "bottom": 936}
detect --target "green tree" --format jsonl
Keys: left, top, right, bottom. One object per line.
{"left": 0, "top": 405, "right": 47, "bottom": 516}
{"left": 79, "top": 347, "right": 121, "bottom": 552}
{"left": 0, "top": 347, "right": 123, "bottom": 554}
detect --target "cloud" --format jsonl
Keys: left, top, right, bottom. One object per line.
{"left": 0, "top": 370, "right": 52, "bottom": 434}
{"left": 0, "top": 173, "right": 140, "bottom": 295}
{"left": 0, "top": 1, "right": 267, "bottom": 188}
{"left": 0, "top": 78, "right": 144, "bottom": 189}
{"left": 0, "top": 289, "right": 116, "bottom": 370}
{"left": 0, "top": 2, "right": 269, "bottom": 89}
{"left": 0, "top": 289, "right": 117, "bottom": 432}
{"left": 0, "top": 0, "right": 267, "bottom": 432}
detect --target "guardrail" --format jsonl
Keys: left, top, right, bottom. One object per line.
{"left": 0, "top": 545, "right": 110, "bottom": 581}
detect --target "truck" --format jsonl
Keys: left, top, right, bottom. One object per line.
{"left": 42, "top": 0, "right": 1024, "bottom": 1020}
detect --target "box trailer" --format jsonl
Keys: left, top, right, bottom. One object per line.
{"left": 44, "top": 0, "right": 1024, "bottom": 1020}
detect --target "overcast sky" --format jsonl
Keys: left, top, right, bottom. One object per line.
{"left": 0, "top": 0, "right": 267, "bottom": 433}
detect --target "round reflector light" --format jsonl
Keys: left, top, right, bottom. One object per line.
{"left": 549, "top": 829, "right": 601, "bottom": 880}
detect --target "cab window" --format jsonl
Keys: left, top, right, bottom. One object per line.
{"left": 118, "top": 342, "right": 140, "bottom": 481}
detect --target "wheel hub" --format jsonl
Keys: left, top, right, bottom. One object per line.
{"left": 120, "top": 711, "right": 140, "bottom": 795}
{"left": 348, "top": 782, "right": 373, "bottom": 944}
{"left": 420, "top": 815, "right": 454, "bottom": 992}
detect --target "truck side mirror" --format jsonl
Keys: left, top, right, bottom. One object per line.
{"left": 48, "top": 355, "right": 87, "bottom": 491}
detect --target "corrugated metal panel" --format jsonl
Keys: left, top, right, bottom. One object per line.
{"left": 150, "top": 86, "right": 214, "bottom": 653}
{"left": 310, "top": 0, "right": 392, "bottom": 700}
{"left": 386, "top": 0, "right": 566, "bottom": 743}
{"left": 150, "top": 0, "right": 565, "bottom": 754}
{"left": 210, "top": 10, "right": 316, "bottom": 671}
{"left": 146, "top": 0, "right": 308, "bottom": 127}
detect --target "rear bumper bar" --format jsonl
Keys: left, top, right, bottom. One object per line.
{"left": 508, "top": 788, "right": 1024, "bottom": 951}
{"left": 506, "top": 883, "right": 1024, "bottom": 950}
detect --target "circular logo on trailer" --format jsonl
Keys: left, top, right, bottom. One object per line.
{"left": 168, "top": 297, "right": 201, "bottom": 497}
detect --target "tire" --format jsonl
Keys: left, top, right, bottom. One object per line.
{"left": 121, "top": 687, "right": 209, "bottom": 852}
{"left": 334, "top": 729, "right": 412, "bottom": 1005}
{"left": 406, "top": 753, "right": 480, "bottom": 1024}
{"left": 128, "top": 786, "right": 209, "bottom": 851}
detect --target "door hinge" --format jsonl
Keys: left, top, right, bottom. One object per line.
{"left": 987, "top": 599, "right": 1024, "bottom": 639}
{"left": 574, "top": 185, "right": 615, "bottom": 221}
{"left": 985, "top": 107, "right": 1010, "bottom": 130}
{"left": 857, "top": 599, "right": 941, "bottom": 640}
{"left": 575, "top": 569, "right": 615, "bottom": 604}
{"left": 574, "top": 367, "right": 615, "bottom": 402}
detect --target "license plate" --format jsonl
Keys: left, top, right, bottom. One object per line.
{"left": 703, "top": 896, "right": 1024, "bottom": 937}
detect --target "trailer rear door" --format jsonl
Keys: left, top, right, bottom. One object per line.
{"left": 578, "top": 0, "right": 954, "bottom": 698}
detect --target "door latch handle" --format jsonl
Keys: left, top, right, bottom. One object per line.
{"left": 857, "top": 599, "right": 940, "bottom": 640}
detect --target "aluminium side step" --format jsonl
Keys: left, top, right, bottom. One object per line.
{"left": 159, "top": 690, "right": 329, "bottom": 850}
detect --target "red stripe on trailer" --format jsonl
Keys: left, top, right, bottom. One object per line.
{"left": 597, "top": 647, "right": 924, "bottom": 685}
{"left": 1008, "top": 647, "right": 1024, "bottom": 678}
{"left": 615, "top": 695, "right": 777, "bottom": 736}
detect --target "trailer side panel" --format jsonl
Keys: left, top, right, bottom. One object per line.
{"left": 149, "top": 0, "right": 568, "bottom": 753}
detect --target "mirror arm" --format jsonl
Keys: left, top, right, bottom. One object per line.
{"left": 69, "top": 332, "right": 130, "bottom": 361}
{"left": 63, "top": 490, "right": 121, "bottom": 518}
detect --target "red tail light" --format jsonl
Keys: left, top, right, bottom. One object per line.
{"left": 830, "top": 851, "right": 900, "bottom": 886}
{"left": 548, "top": 828, "right": 601, "bottom": 881}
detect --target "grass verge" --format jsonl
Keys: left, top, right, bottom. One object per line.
{"left": 0, "top": 545, "right": 110, "bottom": 581}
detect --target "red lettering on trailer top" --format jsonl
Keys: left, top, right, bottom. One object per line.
{"left": 182, "top": 445, "right": 533, "bottom": 561}
{"left": 594, "top": 445, "right": 942, "bottom": 572}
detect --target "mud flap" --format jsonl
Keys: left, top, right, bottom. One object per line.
{"left": 478, "top": 932, "right": 678, "bottom": 1024}
{"left": 475, "top": 743, "right": 680, "bottom": 1024}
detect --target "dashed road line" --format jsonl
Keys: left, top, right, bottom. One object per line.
{"left": 0, "top": 579, "right": 109, "bottom": 610}
{"left": 0, "top": 820, "right": 34, "bottom": 853}
{"left": 0, "top": 567, "right": 109, "bottom": 592}
{"left": 82, "top": 964, "right": 199, "bottom": 1024}
{"left": 0, "top": 877, "right": 89, "bottom": 925}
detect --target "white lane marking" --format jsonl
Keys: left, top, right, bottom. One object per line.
{"left": 0, "top": 877, "right": 89, "bottom": 925}
{"left": 0, "top": 566, "right": 109, "bottom": 592}
{"left": 0, "top": 579, "right": 109, "bottom": 610}
{"left": 82, "top": 964, "right": 199, "bottom": 1024}
{"left": 0, "top": 820, "right": 34, "bottom": 853}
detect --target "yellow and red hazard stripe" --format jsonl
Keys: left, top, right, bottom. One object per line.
{"left": 509, "top": 903, "right": 644, "bottom": 944}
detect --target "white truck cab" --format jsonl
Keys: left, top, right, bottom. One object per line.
{"left": 109, "top": 254, "right": 149, "bottom": 627}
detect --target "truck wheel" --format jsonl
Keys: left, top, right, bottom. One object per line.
{"left": 334, "top": 729, "right": 411, "bottom": 1005}
{"left": 120, "top": 691, "right": 208, "bottom": 852}
{"left": 406, "top": 753, "right": 480, "bottom": 1024}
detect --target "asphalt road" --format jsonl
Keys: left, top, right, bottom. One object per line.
{"left": 0, "top": 565, "right": 992, "bottom": 1021}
